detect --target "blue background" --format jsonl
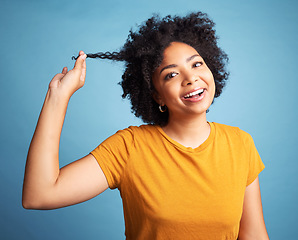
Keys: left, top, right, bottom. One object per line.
{"left": 1, "top": 0, "right": 297, "bottom": 239}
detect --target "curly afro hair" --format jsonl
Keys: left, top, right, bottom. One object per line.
{"left": 75, "top": 12, "right": 229, "bottom": 126}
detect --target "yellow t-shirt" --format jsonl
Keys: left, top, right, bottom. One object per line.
{"left": 91, "top": 122, "right": 265, "bottom": 240}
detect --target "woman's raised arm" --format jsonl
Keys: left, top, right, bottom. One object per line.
{"left": 22, "top": 51, "right": 108, "bottom": 210}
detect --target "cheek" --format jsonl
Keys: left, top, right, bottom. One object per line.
{"left": 203, "top": 70, "right": 215, "bottom": 97}
{"left": 155, "top": 84, "right": 176, "bottom": 106}
{"left": 204, "top": 70, "right": 215, "bottom": 89}
{"left": 210, "top": 79, "right": 216, "bottom": 97}
{"left": 164, "top": 81, "right": 180, "bottom": 96}
{"left": 211, "top": 77, "right": 215, "bottom": 90}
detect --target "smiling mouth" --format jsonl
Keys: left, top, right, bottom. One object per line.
{"left": 183, "top": 89, "right": 205, "bottom": 99}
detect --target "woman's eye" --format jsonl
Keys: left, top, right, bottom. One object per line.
{"left": 165, "top": 72, "right": 178, "bottom": 80}
{"left": 193, "top": 62, "right": 203, "bottom": 68}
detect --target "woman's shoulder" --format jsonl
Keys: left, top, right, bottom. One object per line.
{"left": 112, "top": 124, "right": 158, "bottom": 139}
{"left": 211, "top": 122, "right": 253, "bottom": 141}
{"left": 122, "top": 124, "right": 158, "bottom": 133}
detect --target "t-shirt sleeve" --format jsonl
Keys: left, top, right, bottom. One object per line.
{"left": 90, "top": 127, "right": 134, "bottom": 189}
{"left": 242, "top": 131, "right": 265, "bottom": 186}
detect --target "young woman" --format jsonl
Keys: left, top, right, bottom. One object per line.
{"left": 22, "top": 12, "right": 269, "bottom": 239}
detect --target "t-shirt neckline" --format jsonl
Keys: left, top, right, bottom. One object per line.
{"left": 155, "top": 122, "right": 215, "bottom": 153}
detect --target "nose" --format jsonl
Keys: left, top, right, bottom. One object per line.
{"left": 181, "top": 70, "right": 198, "bottom": 86}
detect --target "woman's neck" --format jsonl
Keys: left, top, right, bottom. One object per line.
{"left": 162, "top": 113, "right": 210, "bottom": 149}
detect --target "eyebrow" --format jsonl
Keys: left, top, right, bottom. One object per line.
{"left": 159, "top": 54, "right": 201, "bottom": 74}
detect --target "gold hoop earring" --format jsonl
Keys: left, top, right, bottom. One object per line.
{"left": 159, "top": 105, "right": 167, "bottom": 112}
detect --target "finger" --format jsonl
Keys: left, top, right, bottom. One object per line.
{"left": 74, "top": 51, "right": 87, "bottom": 70}
{"left": 52, "top": 73, "right": 65, "bottom": 80}
{"left": 80, "top": 56, "right": 87, "bottom": 82}
{"left": 49, "top": 73, "right": 65, "bottom": 88}
{"left": 62, "top": 67, "right": 68, "bottom": 74}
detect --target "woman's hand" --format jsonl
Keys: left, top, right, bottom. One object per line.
{"left": 49, "top": 50, "right": 87, "bottom": 99}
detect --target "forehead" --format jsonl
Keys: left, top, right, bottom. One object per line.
{"left": 161, "top": 42, "right": 199, "bottom": 64}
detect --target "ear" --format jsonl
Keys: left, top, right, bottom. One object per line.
{"left": 152, "top": 89, "right": 164, "bottom": 106}
{"left": 151, "top": 71, "right": 166, "bottom": 105}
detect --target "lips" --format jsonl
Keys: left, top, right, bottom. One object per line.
{"left": 183, "top": 88, "right": 204, "bottom": 99}
{"left": 182, "top": 88, "right": 206, "bottom": 101}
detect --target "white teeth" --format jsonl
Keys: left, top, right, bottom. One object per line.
{"left": 184, "top": 89, "right": 204, "bottom": 98}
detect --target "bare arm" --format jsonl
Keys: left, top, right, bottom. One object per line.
{"left": 22, "top": 51, "right": 108, "bottom": 210}
{"left": 238, "top": 177, "right": 269, "bottom": 240}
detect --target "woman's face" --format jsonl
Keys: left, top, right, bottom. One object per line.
{"left": 152, "top": 42, "right": 215, "bottom": 121}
